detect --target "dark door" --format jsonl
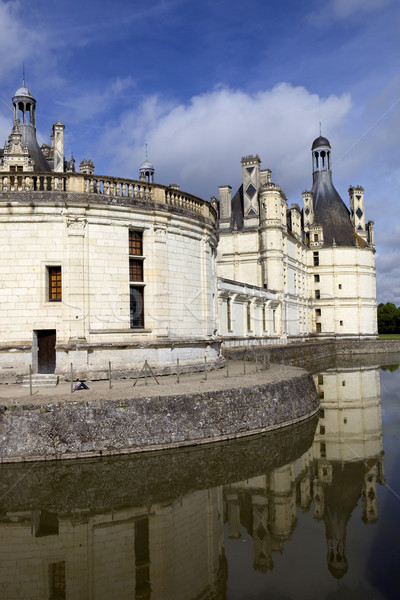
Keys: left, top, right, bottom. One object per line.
{"left": 37, "top": 330, "right": 56, "bottom": 374}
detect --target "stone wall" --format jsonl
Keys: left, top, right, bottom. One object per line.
{"left": 0, "top": 370, "right": 319, "bottom": 463}
{"left": 224, "top": 339, "right": 400, "bottom": 370}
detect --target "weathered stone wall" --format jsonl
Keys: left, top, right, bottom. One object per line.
{"left": 224, "top": 339, "right": 400, "bottom": 370}
{"left": 0, "top": 371, "right": 318, "bottom": 463}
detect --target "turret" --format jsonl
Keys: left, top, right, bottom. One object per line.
{"left": 12, "top": 82, "right": 51, "bottom": 172}
{"left": 139, "top": 155, "right": 154, "bottom": 183}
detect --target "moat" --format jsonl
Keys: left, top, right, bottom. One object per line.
{"left": 0, "top": 354, "right": 399, "bottom": 599}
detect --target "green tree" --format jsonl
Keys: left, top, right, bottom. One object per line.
{"left": 377, "top": 302, "right": 400, "bottom": 334}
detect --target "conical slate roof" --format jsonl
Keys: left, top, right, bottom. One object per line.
{"left": 312, "top": 170, "right": 357, "bottom": 246}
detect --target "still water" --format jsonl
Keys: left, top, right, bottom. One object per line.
{"left": 0, "top": 354, "right": 399, "bottom": 599}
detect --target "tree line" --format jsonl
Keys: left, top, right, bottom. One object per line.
{"left": 377, "top": 302, "right": 400, "bottom": 334}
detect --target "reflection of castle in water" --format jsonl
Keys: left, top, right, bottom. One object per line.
{"left": 0, "top": 489, "right": 226, "bottom": 600}
{"left": 224, "top": 365, "right": 384, "bottom": 578}
{"left": 313, "top": 365, "right": 385, "bottom": 579}
{"left": 0, "top": 417, "right": 316, "bottom": 600}
{"left": 0, "top": 366, "right": 385, "bottom": 597}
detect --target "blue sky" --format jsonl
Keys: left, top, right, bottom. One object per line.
{"left": 0, "top": 0, "right": 399, "bottom": 302}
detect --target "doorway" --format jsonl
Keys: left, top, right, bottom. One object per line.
{"left": 35, "top": 330, "right": 56, "bottom": 374}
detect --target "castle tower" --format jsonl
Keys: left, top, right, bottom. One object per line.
{"left": 259, "top": 173, "right": 287, "bottom": 292}
{"left": 310, "top": 136, "right": 356, "bottom": 247}
{"left": 12, "top": 82, "right": 51, "bottom": 172}
{"left": 241, "top": 154, "right": 261, "bottom": 227}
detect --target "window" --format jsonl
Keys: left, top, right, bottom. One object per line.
{"left": 320, "top": 442, "right": 326, "bottom": 458}
{"left": 314, "top": 234, "right": 319, "bottom": 242}
{"left": 227, "top": 299, "right": 232, "bottom": 331}
{"left": 315, "top": 289, "right": 320, "bottom": 299}
{"left": 342, "top": 380, "right": 346, "bottom": 386}
{"left": 48, "top": 267, "right": 62, "bottom": 301}
{"left": 314, "top": 274, "right": 320, "bottom": 283}
{"left": 320, "top": 425, "right": 325, "bottom": 435}
{"left": 129, "top": 231, "right": 144, "bottom": 328}
{"left": 318, "top": 375, "right": 324, "bottom": 385}
{"left": 340, "top": 320, "right": 343, "bottom": 326}
{"left": 338, "top": 284, "right": 342, "bottom": 289}
{"left": 315, "top": 308, "right": 321, "bottom": 316}
{"left": 316, "top": 322, "right": 322, "bottom": 333}
{"left": 319, "top": 408, "right": 325, "bottom": 418}
{"left": 246, "top": 302, "right": 251, "bottom": 332}
{"left": 313, "top": 251, "right": 319, "bottom": 266}
{"left": 129, "top": 231, "right": 142, "bottom": 255}
{"left": 262, "top": 304, "right": 266, "bottom": 332}
{"left": 130, "top": 287, "right": 144, "bottom": 328}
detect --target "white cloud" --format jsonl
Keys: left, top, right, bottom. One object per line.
{"left": 0, "top": 1, "right": 43, "bottom": 79}
{"left": 332, "top": 0, "right": 390, "bottom": 18}
{"left": 98, "top": 83, "right": 352, "bottom": 199}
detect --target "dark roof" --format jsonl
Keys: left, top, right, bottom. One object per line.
{"left": 312, "top": 136, "right": 331, "bottom": 150}
{"left": 20, "top": 123, "right": 51, "bottom": 172}
{"left": 312, "top": 170, "right": 359, "bottom": 247}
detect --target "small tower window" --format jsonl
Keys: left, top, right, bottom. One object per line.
{"left": 313, "top": 251, "right": 319, "bottom": 266}
{"left": 315, "top": 290, "right": 321, "bottom": 299}
{"left": 314, "top": 274, "right": 320, "bottom": 283}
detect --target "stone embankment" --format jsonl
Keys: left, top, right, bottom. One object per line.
{"left": 0, "top": 362, "right": 319, "bottom": 463}
{"left": 224, "top": 339, "right": 400, "bottom": 370}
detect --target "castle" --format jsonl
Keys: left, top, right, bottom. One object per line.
{"left": 0, "top": 83, "right": 377, "bottom": 380}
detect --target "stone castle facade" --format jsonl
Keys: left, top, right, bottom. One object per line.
{"left": 217, "top": 139, "right": 377, "bottom": 345}
{"left": 0, "top": 83, "right": 377, "bottom": 379}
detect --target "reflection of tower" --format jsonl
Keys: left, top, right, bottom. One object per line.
{"left": 224, "top": 447, "right": 313, "bottom": 573}
{"left": 313, "top": 365, "right": 384, "bottom": 579}
{"left": 252, "top": 494, "right": 272, "bottom": 573}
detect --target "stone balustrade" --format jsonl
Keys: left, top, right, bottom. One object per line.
{"left": 0, "top": 171, "right": 217, "bottom": 223}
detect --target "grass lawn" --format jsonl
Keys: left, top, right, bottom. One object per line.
{"left": 379, "top": 334, "right": 400, "bottom": 339}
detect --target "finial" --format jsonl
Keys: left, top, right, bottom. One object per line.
{"left": 145, "top": 143, "right": 148, "bottom": 159}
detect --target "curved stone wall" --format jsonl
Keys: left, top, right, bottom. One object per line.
{"left": 0, "top": 370, "right": 319, "bottom": 463}
{"left": 0, "top": 189, "right": 219, "bottom": 379}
